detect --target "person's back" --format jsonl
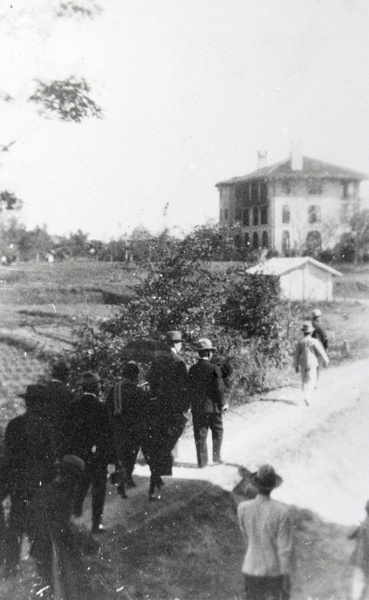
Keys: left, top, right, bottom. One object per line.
{"left": 238, "top": 495, "right": 292, "bottom": 576}
{"left": 189, "top": 358, "right": 224, "bottom": 414}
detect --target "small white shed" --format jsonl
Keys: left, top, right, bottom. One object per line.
{"left": 247, "top": 257, "right": 342, "bottom": 301}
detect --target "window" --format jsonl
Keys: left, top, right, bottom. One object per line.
{"left": 251, "top": 181, "right": 258, "bottom": 202}
{"left": 260, "top": 182, "right": 268, "bottom": 202}
{"left": 308, "top": 205, "right": 321, "bottom": 224}
{"left": 235, "top": 208, "right": 242, "bottom": 222}
{"left": 224, "top": 209, "right": 229, "bottom": 221}
{"left": 261, "top": 205, "right": 268, "bottom": 225}
{"left": 282, "top": 205, "right": 290, "bottom": 224}
{"left": 306, "top": 231, "right": 321, "bottom": 256}
{"left": 262, "top": 231, "right": 268, "bottom": 248}
{"left": 307, "top": 180, "right": 322, "bottom": 195}
{"left": 253, "top": 206, "right": 259, "bottom": 225}
{"left": 282, "top": 230, "right": 290, "bottom": 255}
{"left": 282, "top": 180, "right": 291, "bottom": 195}
{"left": 252, "top": 232, "right": 259, "bottom": 249}
{"left": 219, "top": 209, "right": 223, "bottom": 221}
{"left": 243, "top": 209, "right": 249, "bottom": 226}
{"left": 244, "top": 232, "right": 250, "bottom": 247}
{"left": 234, "top": 234, "right": 242, "bottom": 248}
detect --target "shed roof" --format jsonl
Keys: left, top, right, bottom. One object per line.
{"left": 216, "top": 157, "right": 368, "bottom": 186}
{"left": 246, "top": 257, "right": 343, "bottom": 278}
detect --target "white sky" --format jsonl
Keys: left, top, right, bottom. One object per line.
{"left": 0, "top": 0, "right": 369, "bottom": 240}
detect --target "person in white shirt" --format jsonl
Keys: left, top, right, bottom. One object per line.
{"left": 294, "top": 321, "right": 329, "bottom": 406}
{"left": 237, "top": 465, "right": 294, "bottom": 600}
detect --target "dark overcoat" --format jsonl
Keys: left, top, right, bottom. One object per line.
{"left": 188, "top": 359, "right": 225, "bottom": 416}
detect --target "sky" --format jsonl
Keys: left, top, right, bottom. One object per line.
{"left": 0, "top": 0, "right": 369, "bottom": 240}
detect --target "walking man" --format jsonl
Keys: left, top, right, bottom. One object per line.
{"left": 237, "top": 464, "right": 294, "bottom": 600}
{"left": 67, "top": 371, "right": 112, "bottom": 533}
{"left": 2, "top": 384, "right": 57, "bottom": 575}
{"left": 294, "top": 321, "right": 329, "bottom": 406}
{"left": 311, "top": 308, "right": 328, "bottom": 351}
{"left": 148, "top": 331, "right": 189, "bottom": 457}
{"left": 44, "top": 359, "right": 74, "bottom": 458}
{"left": 106, "top": 361, "right": 147, "bottom": 496}
{"left": 188, "top": 338, "right": 228, "bottom": 468}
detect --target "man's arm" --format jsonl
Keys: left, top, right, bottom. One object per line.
{"left": 277, "top": 509, "right": 294, "bottom": 575}
{"left": 237, "top": 504, "right": 249, "bottom": 545}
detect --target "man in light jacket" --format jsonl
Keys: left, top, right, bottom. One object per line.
{"left": 294, "top": 321, "right": 329, "bottom": 406}
{"left": 237, "top": 465, "right": 294, "bottom": 600}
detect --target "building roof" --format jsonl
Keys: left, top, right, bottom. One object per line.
{"left": 216, "top": 156, "right": 368, "bottom": 186}
{"left": 246, "top": 257, "right": 343, "bottom": 278}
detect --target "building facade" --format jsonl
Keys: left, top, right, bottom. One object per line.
{"left": 216, "top": 148, "right": 367, "bottom": 255}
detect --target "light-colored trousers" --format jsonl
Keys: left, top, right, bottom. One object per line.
{"left": 352, "top": 567, "right": 369, "bottom": 600}
{"left": 301, "top": 367, "right": 318, "bottom": 404}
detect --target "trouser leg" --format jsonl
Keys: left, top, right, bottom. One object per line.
{"left": 5, "top": 498, "right": 27, "bottom": 573}
{"left": 352, "top": 567, "right": 368, "bottom": 600}
{"left": 210, "top": 413, "right": 224, "bottom": 462}
{"left": 91, "top": 464, "right": 107, "bottom": 529}
{"left": 193, "top": 415, "right": 209, "bottom": 467}
{"left": 73, "top": 469, "right": 91, "bottom": 517}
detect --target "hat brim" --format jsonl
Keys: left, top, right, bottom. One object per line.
{"left": 196, "top": 345, "right": 217, "bottom": 352}
{"left": 249, "top": 471, "right": 283, "bottom": 492}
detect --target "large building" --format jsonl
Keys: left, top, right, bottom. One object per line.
{"left": 215, "top": 145, "right": 368, "bottom": 255}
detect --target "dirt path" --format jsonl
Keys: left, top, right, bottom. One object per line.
{"left": 100, "top": 357, "right": 369, "bottom": 530}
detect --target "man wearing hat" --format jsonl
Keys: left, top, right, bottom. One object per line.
{"left": 294, "top": 321, "right": 329, "bottom": 406}
{"left": 148, "top": 331, "right": 189, "bottom": 457}
{"left": 2, "top": 384, "right": 57, "bottom": 575}
{"left": 44, "top": 358, "right": 74, "bottom": 459}
{"left": 311, "top": 308, "right": 328, "bottom": 351}
{"left": 188, "top": 338, "right": 228, "bottom": 468}
{"left": 237, "top": 464, "right": 294, "bottom": 600}
{"left": 66, "top": 371, "right": 112, "bottom": 533}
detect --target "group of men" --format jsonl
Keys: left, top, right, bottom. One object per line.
{"left": 0, "top": 330, "right": 230, "bottom": 593}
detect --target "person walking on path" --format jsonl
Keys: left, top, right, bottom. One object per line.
{"left": 67, "top": 371, "right": 112, "bottom": 534}
{"left": 237, "top": 464, "right": 294, "bottom": 600}
{"left": 148, "top": 331, "right": 189, "bottom": 457}
{"left": 311, "top": 308, "right": 329, "bottom": 351}
{"left": 106, "top": 361, "right": 147, "bottom": 497}
{"left": 349, "top": 500, "right": 369, "bottom": 600}
{"left": 44, "top": 359, "right": 74, "bottom": 459}
{"left": 294, "top": 321, "right": 329, "bottom": 406}
{"left": 188, "top": 338, "right": 228, "bottom": 468}
{"left": 28, "top": 455, "right": 100, "bottom": 600}
{"left": 1, "top": 384, "right": 57, "bottom": 575}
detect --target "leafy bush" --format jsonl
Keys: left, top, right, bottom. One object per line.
{"left": 70, "top": 226, "right": 292, "bottom": 400}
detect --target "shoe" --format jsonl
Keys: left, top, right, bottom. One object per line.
{"left": 212, "top": 460, "right": 223, "bottom": 466}
{"left": 92, "top": 524, "right": 106, "bottom": 534}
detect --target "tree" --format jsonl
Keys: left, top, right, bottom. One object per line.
{"left": 349, "top": 209, "right": 369, "bottom": 264}
{"left": 0, "top": 191, "right": 22, "bottom": 212}
{"left": 29, "top": 77, "right": 103, "bottom": 123}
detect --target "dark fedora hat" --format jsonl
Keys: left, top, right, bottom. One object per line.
{"left": 250, "top": 464, "right": 283, "bottom": 492}
{"left": 19, "top": 384, "right": 48, "bottom": 405}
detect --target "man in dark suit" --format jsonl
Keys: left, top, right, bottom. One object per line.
{"left": 67, "top": 371, "right": 112, "bottom": 534}
{"left": 106, "top": 361, "right": 147, "bottom": 495}
{"left": 44, "top": 359, "right": 74, "bottom": 458}
{"left": 2, "top": 384, "right": 57, "bottom": 575}
{"left": 311, "top": 308, "right": 328, "bottom": 351}
{"left": 148, "top": 330, "right": 189, "bottom": 455}
{"left": 188, "top": 338, "right": 228, "bottom": 468}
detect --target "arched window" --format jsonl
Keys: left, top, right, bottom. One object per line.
{"left": 282, "top": 230, "right": 290, "bottom": 255}
{"left": 244, "top": 232, "right": 250, "bottom": 247}
{"left": 282, "top": 205, "right": 290, "bottom": 224}
{"left": 306, "top": 231, "right": 321, "bottom": 256}
{"left": 252, "top": 232, "right": 259, "bottom": 249}
{"left": 262, "top": 231, "right": 268, "bottom": 248}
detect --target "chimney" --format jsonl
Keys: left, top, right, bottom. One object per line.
{"left": 257, "top": 151, "right": 268, "bottom": 170}
{"left": 291, "top": 141, "right": 303, "bottom": 171}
